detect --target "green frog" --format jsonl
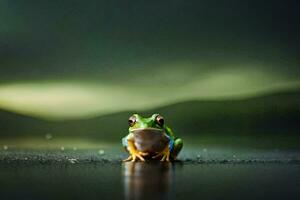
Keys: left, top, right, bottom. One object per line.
{"left": 122, "top": 114, "right": 183, "bottom": 162}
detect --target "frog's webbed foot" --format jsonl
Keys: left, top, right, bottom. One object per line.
{"left": 152, "top": 145, "right": 170, "bottom": 162}
{"left": 123, "top": 139, "right": 149, "bottom": 162}
{"left": 123, "top": 151, "right": 149, "bottom": 162}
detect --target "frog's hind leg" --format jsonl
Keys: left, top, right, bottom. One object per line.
{"left": 152, "top": 138, "right": 183, "bottom": 161}
{"left": 171, "top": 138, "right": 183, "bottom": 160}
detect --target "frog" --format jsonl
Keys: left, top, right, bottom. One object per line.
{"left": 122, "top": 114, "right": 183, "bottom": 162}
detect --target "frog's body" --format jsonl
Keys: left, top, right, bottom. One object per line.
{"left": 122, "top": 114, "right": 183, "bottom": 162}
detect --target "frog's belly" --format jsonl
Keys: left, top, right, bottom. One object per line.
{"left": 132, "top": 129, "right": 169, "bottom": 153}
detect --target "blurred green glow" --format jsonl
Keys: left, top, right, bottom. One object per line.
{"left": 0, "top": 68, "right": 299, "bottom": 120}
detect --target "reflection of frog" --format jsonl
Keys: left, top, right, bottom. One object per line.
{"left": 122, "top": 114, "right": 183, "bottom": 162}
{"left": 123, "top": 162, "right": 174, "bottom": 199}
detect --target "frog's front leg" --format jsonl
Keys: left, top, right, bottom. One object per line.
{"left": 152, "top": 135, "right": 174, "bottom": 162}
{"left": 122, "top": 134, "right": 148, "bottom": 162}
{"left": 160, "top": 145, "right": 171, "bottom": 161}
{"left": 153, "top": 137, "right": 183, "bottom": 161}
{"left": 152, "top": 144, "right": 171, "bottom": 161}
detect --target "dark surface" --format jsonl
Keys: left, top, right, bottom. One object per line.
{"left": 0, "top": 146, "right": 300, "bottom": 200}
{"left": 1, "top": 143, "right": 300, "bottom": 164}
{"left": 0, "top": 159, "right": 299, "bottom": 200}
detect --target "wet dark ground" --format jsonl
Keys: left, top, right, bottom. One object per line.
{"left": 0, "top": 146, "right": 300, "bottom": 200}
{"left": 1, "top": 161, "right": 300, "bottom": 200}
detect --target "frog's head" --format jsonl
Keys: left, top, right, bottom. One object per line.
{"left": 128, "top": 114, "right": 165, "bottom": 133}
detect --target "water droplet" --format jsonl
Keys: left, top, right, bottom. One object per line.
{"left": 60, "top": 146, "right": 65, "bottom": 151}
{"left": 45, "top": 133, "right": 53, "bottom": 140}
{"left": 203, "top": 148, "right": 207, "bottom": 152}
{"left": 68, "top": 158, "right": 78, "bottom": 164}
{"left": 98, "top": 150, "right": 105, "bottom": 155}
{"left": 3, "top": 145, "right": 8, "bottom": 150}
{"left": 73, "top": 147, "right": 77, "bottom": 151}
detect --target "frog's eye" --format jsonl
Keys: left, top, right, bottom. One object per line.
{"left": 156, "top": 115, "right": 164, "bottom": 126}
{"left": 128, "top": 115, "right": 136, "bottom": 127}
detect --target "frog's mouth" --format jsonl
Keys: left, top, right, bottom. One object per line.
{"left": 130, "top": 127, "right": 164, "bottom": 133}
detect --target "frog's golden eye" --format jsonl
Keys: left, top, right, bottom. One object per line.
{"left": 156, "top": 115, "right": 164, "bottom": 126}
{"left": 128, "top": 115, "right": 136, "bottom": 127}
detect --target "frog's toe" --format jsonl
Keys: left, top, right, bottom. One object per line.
{"left": 160, "top": 153, "right": 170, "bottom": 162}
{"left": 125, "top": 151, "right": 148, "bottom": 162}
{"left": 131, "top": 153, "right": 145, "bottom": 162}
{"left": 152, "top": 146, "right": 171, "bottom": 161}
{"left": 152, "top": 152, "right": 163, "bottom": 159}
{"left": 123, "top": 155, "right": 133, "bottom": 162}
{"left": 139, "top": 152, "right": 149, "bottom": 156}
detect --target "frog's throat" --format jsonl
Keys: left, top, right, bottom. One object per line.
{"left": 130, "top": 127, "right": 164, "bottom": 133}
